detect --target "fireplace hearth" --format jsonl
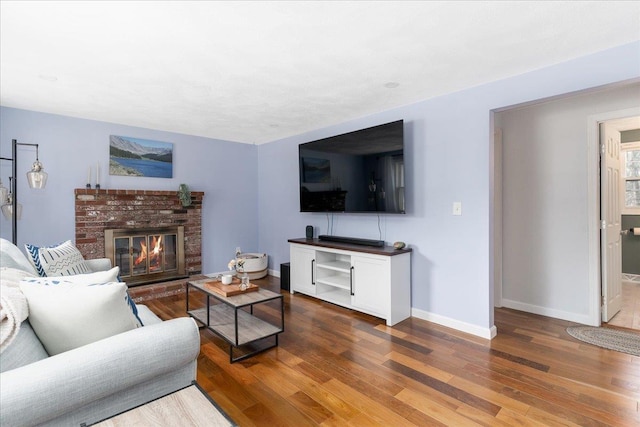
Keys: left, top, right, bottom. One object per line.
{"left": 105, "top": 226, "right": 187, "bottom": 286}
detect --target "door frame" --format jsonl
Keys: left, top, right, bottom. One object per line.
{"left": 587, "top": 107, "right": 640, "bottom": 326}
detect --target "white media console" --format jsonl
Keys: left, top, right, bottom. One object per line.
{"left": 288, "top": 238, "right": 412, "bottom": 326}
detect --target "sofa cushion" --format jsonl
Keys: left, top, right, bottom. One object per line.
{"left": 25, "top": 240, "right": 91, "bottom": 277}
{"left": 84, "top": 258, "right": 113, "bottom": 273}
{"left": 0, "top": 320, "right": 48, "bottom": 372}
{"left": 19, "top": 280, "right": 140, "bottom": 355}
{"left": 0, "top": 238, "right": 37, "bottom": 275}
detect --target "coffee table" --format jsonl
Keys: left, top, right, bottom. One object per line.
{"left": 90, "top": 382, "right": 236, "bottom": 426}
{"left": 186, "top": 277, "right": 284, "bottom": 363}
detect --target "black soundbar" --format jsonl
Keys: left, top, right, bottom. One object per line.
{"left": 318, "top": 235, "right": 385, "bottom": 247}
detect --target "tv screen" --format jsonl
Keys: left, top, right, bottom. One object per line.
{"left": 299, "top": 120, "right": 405, "bottom": 214}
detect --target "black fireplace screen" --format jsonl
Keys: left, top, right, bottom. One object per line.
{"left": 105, "top": 227, "right": 186, "bottom": 286}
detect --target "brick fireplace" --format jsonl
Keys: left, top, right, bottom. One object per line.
{"left": 74, "top": 188, "right": 203, "bottom": 286}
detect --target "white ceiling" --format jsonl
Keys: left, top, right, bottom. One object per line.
{"left": 1, "top": 1, "right": 639, "bottom": 145}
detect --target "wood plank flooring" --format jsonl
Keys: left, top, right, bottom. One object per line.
{"left": 607, "top": 282, "right": 640, "bottom": 330}
{"left": 142, "top": 276, "right": 640, "bottom": 426}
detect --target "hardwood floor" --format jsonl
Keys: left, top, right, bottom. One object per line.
{"left": 142, "top": 276, "right": 640, "bottom": 426}
{"left": 607, "top": 282, "right": 640, "bottom": 330}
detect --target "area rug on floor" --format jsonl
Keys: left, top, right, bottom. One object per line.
{"left": 566, "top": 326, "right": 640, "bottom": 356}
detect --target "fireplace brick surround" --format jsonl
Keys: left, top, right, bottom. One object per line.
{"left": 74, "top": 188, "right": 204, "bottom": 286}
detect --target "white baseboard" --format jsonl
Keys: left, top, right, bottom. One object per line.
{"left": 501, "top": 299, "right": 596, "bottom": 326}
{"left": 270, "top": 268, "right": 280, "bottom": 278}
{"left": 411, "top": 308, "right": 497, "bottom": 340}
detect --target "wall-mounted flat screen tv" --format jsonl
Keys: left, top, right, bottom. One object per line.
{"left": 299, "top": 120, "right": 405, "bottom": 213}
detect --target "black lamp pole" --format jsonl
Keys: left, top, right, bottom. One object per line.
{"left": 11, "top": 138, "right": 17, "bottom": 245}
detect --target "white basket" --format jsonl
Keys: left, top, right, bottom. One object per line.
{"left": 236, "top": 253, "right": 268, "bottom": 279}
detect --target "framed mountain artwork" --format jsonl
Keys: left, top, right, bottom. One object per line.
{"left": 109, "top": 135, "right": 173, "bottom": 178}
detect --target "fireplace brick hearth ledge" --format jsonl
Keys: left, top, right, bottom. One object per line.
{"left": 127, "top": 274, "right": 208, "bottom": 303}
{"left": 74, "top": 188, "right": 204, "bottom": 286}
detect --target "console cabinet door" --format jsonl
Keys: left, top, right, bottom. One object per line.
{"left": 351, "top": 254, "right": 387, "bottom": 317}
{"left": 290, "top": 245, "right": 316, "bottom": 295}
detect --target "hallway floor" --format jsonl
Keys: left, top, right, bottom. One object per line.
{"left": 607, "top": 281, "right": 640, "bottom": 330}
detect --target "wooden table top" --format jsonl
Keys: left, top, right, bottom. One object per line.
{"left": 93, "top": 383, "right": 236, "bottom": 426}
{"left": 188, "top": 277, "right": 282, "bottom": 308}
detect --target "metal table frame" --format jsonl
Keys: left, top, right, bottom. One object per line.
{"left": 186, "top": 279, "right": 284, "bottom": 363}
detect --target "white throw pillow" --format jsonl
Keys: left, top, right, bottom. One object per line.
{"left": 23, "top": 267, "right": 144, "bottom": 327}
{"left": 24, "top": 240, "right": 91, "bottom": 277}
{"left": 19, "top": 280, "right": 140, "bottom": 355}
{"left": 44, "top": 266, "right": 120, "bottom": 284}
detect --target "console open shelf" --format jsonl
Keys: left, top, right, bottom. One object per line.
{"left": 315, "top": 260, "right": 350, "bottom": 272}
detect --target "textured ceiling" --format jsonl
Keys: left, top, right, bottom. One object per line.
{"left": 1, "top": 1, "right": 639, "bottom": 144}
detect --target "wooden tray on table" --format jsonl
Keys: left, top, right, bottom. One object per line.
{"left": 204, "top": 278, "right": 259, "bottom": 297}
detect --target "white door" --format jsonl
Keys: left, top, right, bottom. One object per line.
{"left": 600, "top": 118, "right": 637, "bottom": 322}
{"left": 601, "top": 121, "right": 622, "bottom": 322}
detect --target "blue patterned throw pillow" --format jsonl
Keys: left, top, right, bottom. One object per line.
{"left": 24, "top": 240, "right": 91, "bottom": 277}
{"left": 24, "top": 243, "right": 47, "bottom": 276}
{"left": 124, "top": 290, "right": 143, "bottom": 326}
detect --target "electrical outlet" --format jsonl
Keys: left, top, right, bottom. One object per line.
{"left": 453, "top": 202, "right": 462, "bottom": 216}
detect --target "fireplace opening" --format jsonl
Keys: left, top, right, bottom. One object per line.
{"left": 105, "top": 226, "right": 187, "bottom": 286}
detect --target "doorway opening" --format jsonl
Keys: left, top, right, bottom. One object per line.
{"left": 599, "top": 116, "right": 640, "bottom": 329}
{"left": 493, "top": 83, "right": 640, "bottom": 329}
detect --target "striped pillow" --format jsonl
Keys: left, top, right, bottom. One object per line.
{"left": 25, "top": 240, "right": 91, "bottom": 277}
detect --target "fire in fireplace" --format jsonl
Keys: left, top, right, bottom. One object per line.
{"left": 104, "top": 226, "right": 186, "bottom": 286}
{"left": 134, "top": 235, "right": 164, "bottom": 272}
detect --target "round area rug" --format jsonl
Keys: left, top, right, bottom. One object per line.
{"left": 566, "top": 326, "right": 640, "bottom": 356}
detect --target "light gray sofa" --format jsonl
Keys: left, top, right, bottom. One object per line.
{"left": 0, "top": 238, "right": 201, "bottom": 426}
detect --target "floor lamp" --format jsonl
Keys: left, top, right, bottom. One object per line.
{"left": 0, "top": 139, "right": 48, "bottom": 245}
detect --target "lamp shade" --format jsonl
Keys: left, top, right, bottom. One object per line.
{"left": 0, "top": 180, "right": 7, "bottom": 204}
{"left": 26, "top": 160, "right": 48, "bottom": 189}
{"left": 1, "top": 202, "right": 22, "bottom": 220}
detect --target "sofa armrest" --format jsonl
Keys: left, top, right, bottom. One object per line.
{"left": 0, "top": 317, "right": 200, "bottom": 427}
{"left": 85, "top": 257, "right": 112, "bottom": 272}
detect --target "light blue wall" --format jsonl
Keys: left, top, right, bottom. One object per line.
{"left": 0, "top": 108, "right": 259, "bottom": 273}
{"left": 257, "top": 41, "right": 640, "bottom": 333}
{"left": 2, "top": 41, "right": 638, "bottom": 335}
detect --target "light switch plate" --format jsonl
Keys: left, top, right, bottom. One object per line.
{"left": 453, "top": 202, "right": 462, "bottom": 216}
